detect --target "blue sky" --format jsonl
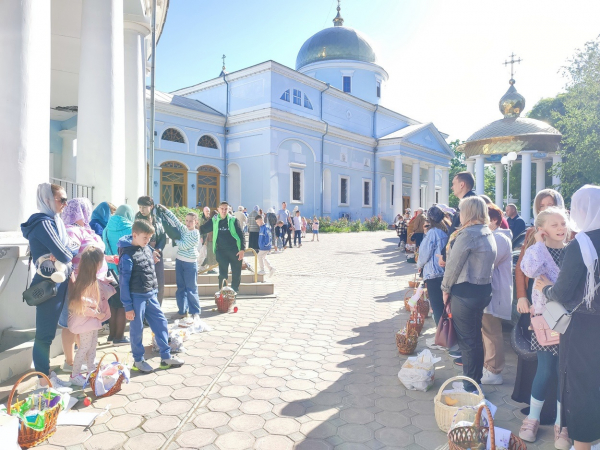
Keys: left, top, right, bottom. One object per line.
{"left": 155, "top": 0, "right": 600, "bottom": 140}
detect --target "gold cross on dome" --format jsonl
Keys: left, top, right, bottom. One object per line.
{"left": 503, "top": 53, "right": 522, "bottom": 79}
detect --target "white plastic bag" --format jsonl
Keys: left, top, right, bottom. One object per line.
{"left": 398, "top": 349, "right": 441, "bottom": 391}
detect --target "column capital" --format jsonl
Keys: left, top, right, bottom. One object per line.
{"left": 518, "top": 150, "right": 538, "bottom": 155}
{"left": 58, "top": 129, "right": 77, "bottom": 139}
{"left": 472, "top": 154, "right": 486, "bottom": 160}
{"left": 124, "top": 21, "right": 151, "bottom": 36}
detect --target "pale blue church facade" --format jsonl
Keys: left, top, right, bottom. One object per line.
{"left": 138, "top": 9, "right": 453, "bottom": 221}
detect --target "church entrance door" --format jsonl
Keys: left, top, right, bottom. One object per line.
{"left": 197, "top": 165, "right": 220, "bottom": 211}
{"left": 160, "top": 161, "right": 187, "bottom": 207}
{"left": 403, "top": 196, "right": 410, "bottom": 213}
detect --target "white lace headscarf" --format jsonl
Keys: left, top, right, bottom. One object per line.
{"left": 37, "top": 183, "right": 69, "bottom": 247}
{"left": 570, "top": 185, "right": 600, "bottom": 309}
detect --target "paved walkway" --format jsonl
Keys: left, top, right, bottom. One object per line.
{"left": 34, "top": 231, "right": 558, "bottom": 450}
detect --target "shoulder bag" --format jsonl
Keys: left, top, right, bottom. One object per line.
{"left": 543, "top": 298, "right": 586, "bottom": 335}
{"left": 22, "top": 254, "right": 58, "bottom": 306}
{"left": 530, "top": 314, "right": 560, "bottom": 346}
{"left": 434, "top": 299, "right": 456, "bottom": 348}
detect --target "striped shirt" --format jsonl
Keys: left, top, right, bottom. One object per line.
{"left": 162, "top": 209, "right": 200, "bottom": 262}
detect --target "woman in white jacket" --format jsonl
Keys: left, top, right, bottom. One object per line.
{"left": 481, "top": 204, "right": 513, "bottom": 385}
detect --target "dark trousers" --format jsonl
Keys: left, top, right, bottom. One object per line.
{"left": 413, "top": 232, "right": 424, "bottom": 247}
{"left": 451, "top": 293, "right": 491, "bottom": 391}
{"left": 294, "top": 230, "right": 302, "bottom": 246}
{"left": 33, "top": 278, "right": 69, "bottom": 376}
{"left": 284, "top": 231, "right": 292, "bottom": 248}
{"left": 425, "top": 277, "right": 444, "bottom": 326}
{"left": 216, "top": 246, "right": 243, "bottom": 292}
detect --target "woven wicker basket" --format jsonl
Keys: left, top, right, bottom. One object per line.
{"left": 395, "top": 328, "right": 419, "bottom": 355}
{"left": 434, "top": 376, "right": 485, "bottom": 433}
{"left": 89, "top": 352, "right": 126, "bottom": 398}
{"left": 8, "top": 372, "right": 62, "bottom": 449}
{"left": 215, "top": 280, "right": 236, "bottom": 313}
{"left": 448, "top": 404, "right": 527, "bottom": 450}
{"left": 407, "top": 312, "right": 424, "bottom": 336}
{"left": 403, "top": 289, "right": 416, "bottom": 311}
{"left": 417, "top": 297, "right": 430, "bottom": 318}
{"left": 408, "top": 274, "right": 419, "bottom": 289}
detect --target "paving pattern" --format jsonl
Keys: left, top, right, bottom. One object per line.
{"left": 33, "top": 231, "right": 560, "bottom": 449}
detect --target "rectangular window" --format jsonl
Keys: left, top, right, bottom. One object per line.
{"left": 363, "top": 180, "right": 371, "bottom": 207}
{"left": 376, "top": 81, "right": 381, "bottom": 98}
{"left": 291, "top": 169, "right": 303, "bottom": 203}
{"left": 293, "top": 89, "right": 302, "bottom": 105}
{"left": 391, "top": 184, "right": 394, "bottom": 206}
{"left": 436, "top": 191, "right": 439, "bottom": 203}
{"left": 343, "top": 76, "right": 351, "bottom": 93}
{"left": 339, "top": 176, "right": 349, "bottom": 206}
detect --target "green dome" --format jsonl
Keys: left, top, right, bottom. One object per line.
{"left": 296, "top": 26, "right": 378, "bottom": 71}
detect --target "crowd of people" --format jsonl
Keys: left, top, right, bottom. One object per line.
{"left": 401, "top": 171, "right": 600, "bottom": 450}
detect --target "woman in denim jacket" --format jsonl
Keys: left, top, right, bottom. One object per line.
{"left": 441, "top": 196, "right": 497, "bottom": 391}
{"left": 416, "top": 205, "right": 449, "bottom": 325}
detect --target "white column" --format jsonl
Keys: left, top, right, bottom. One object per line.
{"left": 427, "top": 165, "right": 436, "bottom": 207}
{"left": 393, "top": 156, "right": 403, "bottom": 217}
{"left": 536, "top": 160, "right": 546, "bottom": 194}
{"left": 552, "top": 154, "right": 562, "bottom": 187}
{"left": 466, "top": 158, "right": 475, "bottom": 174}
{"left": 474, "top": 155, "right": 485, "bottom": 195}
{"left": 410, "top": 161, "right": 420, "bottom": 211}
{"left": 520, "top": 151, "right": 533, "bottom": 224}
{"left": 495, "top": 163, "right": 504, "bottom": 207}
{"left": 76, "top": 0, "right": 126, "bottom": 205}
{"left": 0, "top": 0, "right": 50, "bottom": 231}
{"left": 59, "top": 130, "right": 78, "bottom": 182}
{"left": 124, "top": 22, "right": 150, "bottom": 206}
{"left": 441, "top": 168, "right": 449, "bottom": 205}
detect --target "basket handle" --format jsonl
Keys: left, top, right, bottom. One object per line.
{"left": 93, "top": 352, "right": 119, "bottom": 377}
{"left": 221, "top": 279, "right": 228, "bottom": 289}
{"left": 435, "top": 375, "right": 484, "bottom": 399}
{"left": 8, "top": 371, "right": 52, "bottom": 415}
{"left": 474, "top": 404, "right": 495, "bottom": 450}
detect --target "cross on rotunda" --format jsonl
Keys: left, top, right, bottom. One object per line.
{"left": 503, "top": 52, "right": 522, "bottom": 80}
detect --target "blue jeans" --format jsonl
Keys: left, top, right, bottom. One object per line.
{"left": 33, "top": 277, "right": 69, "bottom": 376}
{"left": 129, "top": 290, "right": 170, "bottom": 362}
{"left": 175, "top": 259, "right": 200, "bottom": 315}
{"left": 294, "top": 230, "right": 302, "bottom": 246}
{"left": 532, "top": 350, "right": 560, "bottom": 401}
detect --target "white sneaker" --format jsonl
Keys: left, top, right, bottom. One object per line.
{"left": 481, "top": 368, "right": 503, "bottom": 385}
{"left": 257, "top": 270, "right": 266, "bottom": 275}
{"left": 69, "top": 374, "right": 87, "bottom": 387}
{"left": 61, "top": 362, "right": 88, "bottom": 373}
{"left": 426, "top": 337, "right": 444, "bottom": 351}
{"left": 37, "top": 371, "right": 73, "bottom": 393}
{"left": 192, "top": 313, "right": 201, "bottom": 321}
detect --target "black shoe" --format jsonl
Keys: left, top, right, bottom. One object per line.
{"left": 453, "top": 357, "right": 463, "bottom": 367}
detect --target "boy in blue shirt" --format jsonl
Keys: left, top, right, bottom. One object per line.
{"left": 256, "top": 215, "right": 276, "bottom": 277}
{"left": 119, "top": 220, "right": 185, "bottom": 373}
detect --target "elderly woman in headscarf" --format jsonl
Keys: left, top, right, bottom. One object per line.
{"left": 534, "top": 185, "right": 600, "bottom": 450}
{"left": 247, "top": 205, "right": 260, "bottom": 251}
{"left": 59, "top": 197, "right": 113, "bottom": 376}
{"left": 21, "top": 183, "right": 75, "bottom": 388}
{"left": 102, "top": 205, "right": 135, "bottom": 345}
{"left": 89, "top": 202, "right": 116, "bottom": 237}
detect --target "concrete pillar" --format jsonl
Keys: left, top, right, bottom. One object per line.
{"left": 495, "top": 163, "right": 504, "bottom": 207}
{"left": 59, "top": 130, "right": 77, "bottom": 182}
{"left": 441, "top": 168, "right": 449, "bottom": 205}
{"left": 520, "top": 151, "right": 533, "bottom": 224}
{"left": 552, "top": 154, "right": 562, "bottom": 187}
{"left": 427, "top": 165, "right": 436, "bottom": 208}
{"left": 410, "top": 161, "right": 420, "bottom": 212}
{"left": 475, "top": 155, "right": 485, "bottom": 195}
{"left": 76, "top": 0, "right": 126, "bottom": 205}
{"left": 0, "top": 0, "right": 50, "bottom": 231}
{"left": 124, "top": 22, "right": 150, "bottom": 206}
{"left": 466, "top": 158, "right": 475, "bottom": 174}
{"left": 536, "top": 160, "right": 546, "bottom": 194}
{"left": 393, "top": 156, "right": 403, "bottom": 217}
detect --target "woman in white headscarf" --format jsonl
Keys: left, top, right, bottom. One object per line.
{"left": 20, "top": 183, "right": 76, "bottom": 389}
{"left": 535, "top": 185, "right": 600, "bottom": 449}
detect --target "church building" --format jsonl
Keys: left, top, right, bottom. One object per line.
{"left": 149, "top": 4, "right": 453, "bottom": 221}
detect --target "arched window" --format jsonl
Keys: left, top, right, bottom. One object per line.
{"left": 160, "top": 161, "right": 187, "bottom": 207}
{"left": 161, "top": 128, "right": 185, "bottom": 143}
{"left": 280, "top": 89, "right": 290, "bottom": 102}
{"left": 197, "top": 165, "right": 220, "bottom": 211}
{"left": 198, "top": 135, "right": 218, "bottom": 149}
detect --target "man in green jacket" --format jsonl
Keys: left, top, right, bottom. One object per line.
{"left": 199, "top": 201, "right": 246, "bottom": 292}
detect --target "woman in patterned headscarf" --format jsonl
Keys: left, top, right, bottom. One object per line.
{"left": 60, "top": 198, "right": 114, "bottom": 376}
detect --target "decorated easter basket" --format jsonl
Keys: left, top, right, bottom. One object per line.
{"left": 88, "top": 352, "right": 126, "bottom": 398}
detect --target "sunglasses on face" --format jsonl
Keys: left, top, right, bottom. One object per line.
{"left": 57, "top": 197, "right": 68, "bottom": 205}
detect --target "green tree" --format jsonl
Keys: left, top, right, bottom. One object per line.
{"left": 448, "top": 139, "right": 465, "bottom": 208}
{"left": 527, "top": 94, "right": 567, "bottom": 128}
{"left": 554, "top": 39, "right": 600, "bottom": 203}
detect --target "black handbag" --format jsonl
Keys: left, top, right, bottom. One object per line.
{"left": 22, "top": 255, "right": 58, "bottom": 306}
{"left": 157, "top": 209, "right": 182, "bottom": 242}
{"left": 510, "top": 312, "right": 537, "bottom": 361}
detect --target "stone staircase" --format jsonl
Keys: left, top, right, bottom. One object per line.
{"left": 163, "top": 268, "right": 275, "bottom": 296}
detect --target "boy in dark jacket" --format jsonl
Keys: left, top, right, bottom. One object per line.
{"left": 256, "top": 215, "right": 275, "bottom": 277}
{"left": 274, "top": 221, "right": 285, "bottom": 252}
{"left": 119, "top": 220, "right": 185, "bottom": 373}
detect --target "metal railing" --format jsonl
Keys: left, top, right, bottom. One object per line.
{"left": 50, "top": 178, "right": 94, "bottom": 205}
